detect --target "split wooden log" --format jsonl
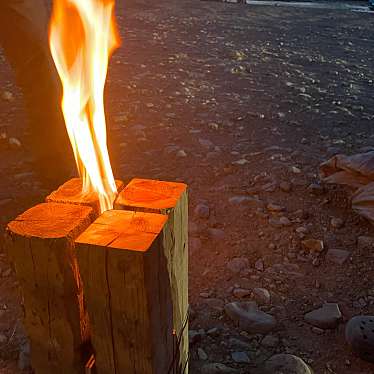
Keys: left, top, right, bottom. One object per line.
{"left": 75, "top": 210, "right": 177, "bottom": 374}
{"left": 114, "top": 178, "right": 189, "bottom": 374}
{"left": 6, "top": 203, "right": 96, "bottom": 374}
{"left": 46, "top": 178, "right": 124, "bottom": 217}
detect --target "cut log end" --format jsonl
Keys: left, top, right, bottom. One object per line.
{"left": 76, "top": 210, "right": 168, "bottom": 252}
{"left": 115, "top": 178, "right": 187, "bottom": 212}
{"left": 46, "top": 178, "right": 124, "bottom": 216}
{"left": 7, "top": 202, "right": 95, "bottom": 239}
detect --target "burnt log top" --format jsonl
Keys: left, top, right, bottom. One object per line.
{"left": 7, "top": 202, "right": 95, "bottom": 239}
{"left": 115, "top": 178, "right": 187, "bottom": 212}
{"left": 76, "top": 210, "right": 168, "bottom": 252}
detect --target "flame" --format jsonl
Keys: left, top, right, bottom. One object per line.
{"left": 49, "top": 0, "right": 120, "bottom": 213}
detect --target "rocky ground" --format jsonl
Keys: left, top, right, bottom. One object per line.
{"left": 0, "top": 0, "right": 374, "bottom": 373}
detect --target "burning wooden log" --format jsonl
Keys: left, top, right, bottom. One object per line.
{"left": 75, "top": 210, "right": 176, "bottom": 374}
{"left": 46, "top": 178, "right": 124, "bottom": 217}
{"left": 6, "top": 203, "right": 96, "bottom": 374}
{"left": 115, "top": 178, "right": 189, "bottom": 373}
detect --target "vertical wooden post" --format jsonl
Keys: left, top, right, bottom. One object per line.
{"left": 6, "top": 203, "right": 96, "bottom": 374}
{"left": 46, "top": 178, "right": 124, "bottom": 217}
{"left": 75, "top": 210, "right": 177, "bottom": 374}
{"left": 114, "top": 178, "right": 189, "bottom": 374}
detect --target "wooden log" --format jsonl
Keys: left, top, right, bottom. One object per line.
{"left": 46, "top": 178, "right": 124, "bottom": 217}
{"left": 75, "top": 210, "right": 177, "bottom": 374}
{"left": 114, "top": 178, "right": 189, "bottom": 374}
{"left": 6, "top": 203, "right": 96, "bottom": 374}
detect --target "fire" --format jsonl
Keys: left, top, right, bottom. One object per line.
{"left": 49, "top": 0, "right": 120, "bottom": 213}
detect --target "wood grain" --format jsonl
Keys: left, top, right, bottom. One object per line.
{"left": 115, "top": 178, "right": 189, "bottom": 374}
{"left": 76, "top": 210, "right": 176, "bottom": 374}
{"left": 46, "top": 178, "right": 124, "bottom": 217}
{"left": 6, "top": 203, "right": 96, "bottom": 374}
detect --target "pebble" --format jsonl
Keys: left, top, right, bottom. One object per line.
{"left": 201, "top": 363, "right": 238, "bottom": 374}
{"left": 308, "top": 183, "right": 324, "bottom": 195}
{"left": 261, "top": 334, "right": 279, "bottom": 348}
{"left": 253, "top": 288, "right": 271, "bottom": 305}
{"left": 189, "top": 329, "right": 205, "bottom": 345}
{"left": 233, "top": 288, "right": 251, "bottom": 298}
{"left": 1, "top": 91, "right": 14, "bottom": 102}
{"left": 302, "top": 239, "right": 324, "bottom": 253}
{"left": 207, "top": 228, "right": 225, "bottom": 241}
{"left": 263, "top": 354, "right": 314, "bottom": 374}
{"left": 267, "top": 203, "right": 285, "bottom": 212}
{"left": 194, "top": 203, "right": 210, "bottom": 219}
{"left": 176, "top": 149, "right": 187, "bottom": 158}
{"left": 227, "top": 257, "right": 249, "bottom": 274}
{"left": 224, "top": 301, "right": 277, "bottom": 334}
{"left": 231, "top": 351, "right": 250, "bottom": 363}
{"left": 8, "top": 137, "right": 22, "bottom": 148}
{"left": 198, "top": 347, "right": 208, "bottom": 361}
{"left": 280, "top": 181, "right": 292, "bottom": 192}
{"left": 304, "top": 303, "right": 342, "bottom": 329}
{"left": 228, "top": 195, "right": 263, "bottom": 207}
{"left": 330, "top": 217, "right": 344, "bottom": 229}
{"left": 326, "top": 248, "right": 350, "bottom": 265}
{"left": 255, "top": 259, "right": 264, "bottom": 271}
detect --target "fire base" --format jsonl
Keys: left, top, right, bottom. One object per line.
{"left": 6, "top": 178, "right": 189, "bottom": 374}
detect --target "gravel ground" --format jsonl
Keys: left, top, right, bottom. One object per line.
{"left": 0, "top": 0, "right": 374, "bottom": 373}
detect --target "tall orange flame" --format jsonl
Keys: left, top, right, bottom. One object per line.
{"left": 49, "top": 0, "right": 120, "bottom": 213}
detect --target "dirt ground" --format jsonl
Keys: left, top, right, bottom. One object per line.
{"left": 0, "top": 0, "right": 374, "bottom": 373}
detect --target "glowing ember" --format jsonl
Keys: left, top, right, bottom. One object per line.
{"left": 49, "top": 0, "right": 120, "bottom": 213}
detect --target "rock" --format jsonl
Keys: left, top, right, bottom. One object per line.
{"left": 194, "top": 203, "right": 210, "bottom": 219}
{"left": 253, "top": 288, "right": 271, "bottom": 305}
{"left": 189, "top": 329, "right": 205, "bottom": 345}
{"left": 302, "top": 239, "right": 324, "bottom": 253}
{"left": 228, "top": 195, "right": 263, "bottom": 207}
{"left": 308, "top": 183, "right": 324, "bottom": 195}
{"left": 330, "top": 217, "right": 344, "bottom": 229}
{"left": 227, "top": 257, "right": 249, "bottom": 274}
{"left": 345, "top": 316, "right": 374, "bottom": 363}
{"left": 326, "top": 248, "right": 350, "bottom": 265}
{"left": 201, "top": 363, "right": 238, "bottom": 374}
{"left": 207, "top": 228, "right": 225, "bottom": 241}
{"left": 2, "top": 91, "right": 14, "bottom": 102}
{"left": 269, "top": 216, "right": 291, "bottom": 227}
{"left": 198, "top": 347, "right": 208, "bottom": 361}
{"left": 263, "top": 354, "right": 314, "bottom": 374}
{"left": 176, "top": 149, "right": 187, "bottom": 158}
{"left": 232, "top": 159, "right": 249, "bottom": 165}
{"left": 224, "top": 301, "right": 277, "bottom": 334}
{"left": 0, "top": 333, "right": 7, "bottom": 344}
{"left": 231, "top": 351, "right": 250, "bottom": 363}
{"left": 267, "top": 203, "right": 285, "bottom": 212}
{"left": 280, "top": 181, "right": 292, "bottom": 192}
{"left": 8, "top": 137, "right": 22, "bottom": 148}
{"left": 255, "top": 259, "right": 264, "bottom": 272}
{"left": 261, "top": 334, "right": 279, "bottom": 348}
{"left": 304, "top": 303, "right": 342, "bottom": 329}
{"left": 233, "top": 288, "right": 251, "bottom": 298}
{"left": 229, "top": 337, "right": 251, "bottom": 350}
{"left": 291, "top": 166, "right": 302, "bottom": 174}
